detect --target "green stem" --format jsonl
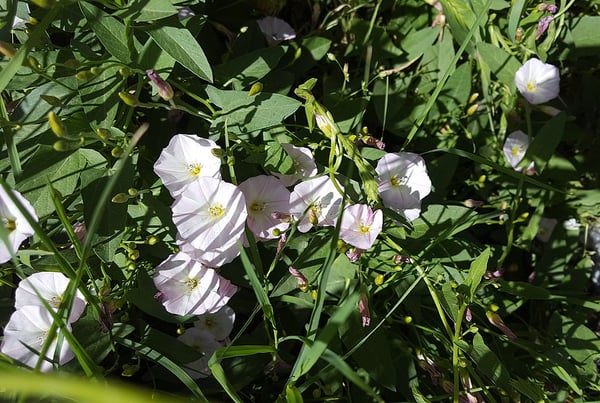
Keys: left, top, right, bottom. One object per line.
{"left": 0, "top": 95, "right": 21, "bottom": 178}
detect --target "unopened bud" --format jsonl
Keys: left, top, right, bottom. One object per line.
{"left": 463, "top": 199, "right": 484, "bottom": 208}
{"left": 53, "top": 139, "right": 79, "bottom": 152}
{"left": 111, "top": 193, "right": 131, "bottom": 203}
{"left": 289, "top": 267, "right": 309, "bottom": 292}
{"left": 127, "top": 188, "right": 138, "bottom": 196}
{"left": 119, "top": 91, "right": 138, "bottom": 106}
{"left": 374, "top": 274, "right": 384, "bottom": 286}
{"left": 90, "top": 66, "right": 102, "bottom": 76}
{"left": 27, "top": 56, "right": 41, "bottom": 70}
{"left": 515, "top": 27, "right": 524, "bottom": 42}
{"left": 358, "top": 293, "right": 371, "bottom": 327}
{"left": 146, "top": 69, "right": 174, "bottom": 101}
{"left": 466, "top": 103, "right": 479, "bottom": 116}
{"left": 96, "top": 128, "right": 111, "bottom": 140}
{"left": 248, "top": 82, "right": 263, "bottom": 96}
{"left": 393, "top": 255, "right": 412, "bottom": 264}
{"left": 111, "top": 146, "right": 123, "bottom": 158}
{"left": 308, "top": 207, "right": 319, "bottom": 227}
{"left": 486, "top": 311, "right": 517, "bottom": 340}
{"left": 76, "top": 70, "right": 95, "bottom": 81}
{"left": 361, "top": 135, "right": 385, "bottom": 150}
{"left": 41, "top": 95, "right": 63, "bottom": 107}
{"left": 326, "top": 52, "right": 336, "bottom": 62}
{"left": 48, "top": 111, "right": 68, "bottom": 138}
{"left": 468, "top": 92, "right": 479, "bottom": 104}
{"left": 147, "top": 236, "right": 159, "bottom": 245}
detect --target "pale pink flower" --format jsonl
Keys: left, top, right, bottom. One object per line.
{"left": 515, "top": 58, "right": 560, "bottom": 104}
{"left": 238, "top": 175, "right": 290, "bottom": 240}
{"left": 288, "top": 266, "right": 308, "bottom": 291}
{"left": 193, "top": 305, "right": 235, "bottom": 341}
{"left": 0, "top": 186, "right": 37, "bottom": 263}
{"left": 178, "top": 327, "right": 223, "bottom": 379}
{"left": 153, "top": 134, "right": 222, "bottom": 197}
{"left": 15, "top": 272, "right": 86, "bottom": 324}
{"left": 172, "top": 177, "right": 247, "bottom": 267}
{"left": 289, "top": 176, "right": 344, "bottom": 233}
{"left": 375, "top": 152, "right": 431, "bottom": 222}
{"left": 273, "top": 144, "right": 318, "bottom": 187}
{"left": 358, "top": 293, "right": 371, "bottom": 327}
{"left": 257, "top": 16, "right": 296, "bottom": 46}
{"left": 339, "top": 204, "right": 383, "bottom": 250}
{"left": 152, "top": 252, "right": 234, "bottom": 316}
{"left": 0, "top": 305, "right": 74, "bottom": 371}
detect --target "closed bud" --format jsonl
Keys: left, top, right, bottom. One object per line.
{"left": 128, "top": 250, "right": 140, "bottom": 260}
{"left": 76, "top": 70, "right": 95, "bottom": 81}
{"left": 119, "top": 67, "right": 131, "bottom": 77}
{"left": 30, "top": 0, "right": 56, "bottom": 8}
{"left": 478, "top": 174, "right": 486, "bottom": 183}
{"left": 147, "top": 236, "right": 159, "bottom": 245}
{"left": 96, "top": 128, "right": 111, "bottom": 140}
{"left": 211, "top": 148, "right": 226, "bottom": 159}
{"left": 289, "top": 267, "right": 309, "bottom": 292}
{"left": 119, "top": 91, "right": 138, "bottom": 106}
{"left": 48, "top": 111, "right": 68, "bottom": 138}
{"left": 515, "top": 27, "right": 524, "bottom": 42}
{"left": 27, "top": 56, "right": 41, "bottom": 70}
{"left": 468, "top": 92, "right": 479, "bottom": 104}
{"left": 90, "top": 66, "right": 102, "bottom": 76}
{"left": 146, "top": 69, "right": 174, "bottom": 101}
{"left": 248, "top": 82, "right": 263, "bottom": 96}
{"left": 466, "top": 103, "right": 479, "bottom": 116}
{"left": 0, "top": 41, "right": 17, "bottom": 58}
{"left": 326, "top": 52, "right": 336, "bottom": 62}
{"left": 41, "top": 95, "right": 63, "bottom": 107}
{"left": 486, "top": 311, "right": 517, "bottom": 340}
{"left": 127, "top": 188, "right": 138, "bottom": 196}
{"left": 404, "top": 316, "right": 413, "bottom": 324}
{"left": 53, "top": 140, "right": 73, "bottom": 152}
{"left": 374, "top": 274, "right": 384, "bottom": 286}
{"left": 111, "top": 193, "right": 131, "bottom": 203}
{"left": 111, "top": 146, "right": 123, "bottom": 158}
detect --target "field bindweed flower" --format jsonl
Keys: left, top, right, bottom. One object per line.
{"left": 0, "top": 186, "right": 38, "bottom": 264}
{"left": 238, "top": 175, "right": 290, "bottom": 240}
{"left": 536, "top": 16, "right": 554, "bottom": 40}
{"left": 339, "top": 204, "right": 383, "bottom": 250}
{"left": 273, "top": 144, "right": 318, "bottom": 187}
{"left": 289, "top": 176, "right": 344, "bottom": 233}
{"left": 193, "top": 305, "right": 235, "bottom": 341}
{"left": 257, "top": 16, "right": 296, "bottom": 46}
{"left": 153, "top": 134, "right": 223, "bottom": 197}
{"left": 375, "top": 152, "right": 431, "bottom": 222}
{"left": 172, "top": 177, "right": 247, "bottom": 267}
{"left": 515, "top": 58, "right": 560, "bottom": 104}
{"left": 502, "top": 130, "right": 534, "bottom": 172}
{"left": 0, "top": 305, "right": 74, "bottom": 371}
{"left": 152, "top": 252, "right": 234, "bottom": 316}
{"left": 178, "top": 327, "right": 223, "bottom": 379}
{"left": 15, "top": 272, "right": 86, "bottom": 324}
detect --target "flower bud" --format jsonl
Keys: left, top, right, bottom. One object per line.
{"left": 361, "top": 135, "right": 385, "bottom": 150}
{"left": 468, "top": 92, "right": 479, "bottom": 104}
{"left": 76, "top": 70, "right": 95, "bottom": 81}
{"left": 374, "top": 274, "right": 384, "bottom": 286}
{"left": 96, "top": 128, "right": 111, "bottom": 140}
{"left": 289, "top": 266, "right": 309, "bottom": 292}
{"left": 111, "top": 146, "right": 123, "bottom": 158}
{"left": 466, "top": 103, "right": 479, "bottom": 116}
{"left": 248, "top": 82, "right": 263, "bottom": 96}
{"left": 486, "top": 311, "right": 517, "bottom": 340}
{"left": 146, "top": 69, "right": 174, "bottom": 101}
{"left": 111, "top": 193, "right": 131, "bottom": 203}
{"left": 27, "top": 56, "right": 41, "bottom": 70}
{"left": 48, "top": 111, "right": 68, "bottom": 138}
{"left": 147, "top": 236, "right": 159, "bottom": 245}
{"left": 119, "top": 91, "right": 138, "bottom": 106}
{"left": 358, "top": 293, "right": 371, "bottom": 327}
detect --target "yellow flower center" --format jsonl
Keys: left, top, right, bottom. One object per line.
{"left": 50, "top": 295, "right": 62, "bottom": 309}
{"left": 390, "top": 175, "right": 407, "bottom": 188}
{"left": 358, "top": 224, "right": 371, "bottom": 234}
{"left": 309, "top": 204, "right": 321, "bottom": 226}
{"left": 188, "top": 163, "right": 202, "bottom": 176}
{"left": 3, "top": 217, "right": 16, "bottom": 232}
{"left": 511, "top": 146, "right": 521, "bottom": 156}
{"left": 526, "top": 82, "right": 536, "bottom": 92}
{"left": 250, "top": 201, "right": 265, "bottom": 213}
{"left": 186, "top": 278, "right": 198, "bottom": 291}
{"left": 209, "top": 204, "right": 225, "bottom": 218}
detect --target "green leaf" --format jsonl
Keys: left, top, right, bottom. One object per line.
{"left": 214, "top": 46, "right": 286, "bottom": 89}
{"left": 510, "top": 378, "right": 545, "bottom": 402}
{"left": 78, "top": 65, "right": 122, "bottom": 129}
{"left": 79, "top": 2, "right": 131, "bottom": 63}
{"left": 206, "top": 86, "right": 300, "bottom": 139}
{"left": 569, "top": 16, "right": 600, "bottom": 49}
{"left": 461, "top": 247, "right": 490, "bottom": 302}
{"left": 16, "top": 148, "right": 105, "bottom": 218}
{"left": 115, "top": 0, "right": 178, "bottom": 22}
{"left": 285, "top": 384, "right": 304, "bottom": 403}
{"left": 522, "top": 112, "right": 567, "bottom": 174}
{"left": 476, "top": 42, "right": 521, "bottom": 89}
{"left": 238, "top": 244, "right": 275, "bottom": 328}
{"left": 147, "top": 20, "right": 212, "bottom": 82}
{"left": 467, "top": 333, "right": 512, "bottom": 390}
{"left": 507, "top": 0, "right": 527, "bottom": 42}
